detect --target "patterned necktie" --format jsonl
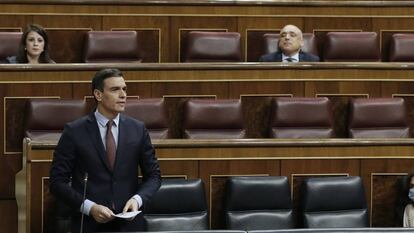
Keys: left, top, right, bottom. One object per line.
{"left": 285, "top": 57, "right": 295, "bottom": 62}
{"left": 106, "top": 120, "right": 116, "bottom": 169}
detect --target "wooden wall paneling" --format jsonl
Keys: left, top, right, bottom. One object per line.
{"left": 158, "top": 160, "right": 199, "bottom": 179}
{"left": 29, "top": 162, "right": 51, "bottom": 233}
{"left": 393, "top": 94, "right": 414, "bottom": 137}
{"left": 281, "top": 159, "right": 360, "bottom": 227}
{"left": 372, "top": 18, "right": 414, "bottom": 60}
{"left": 32, "top": 15, "right": 102, "bottom": 30}
{"left": 170, "top": 16, "right": 238, "bottom": 62}
{"left": 163, "top": 95, "right": 216, "bottom": 138}
{"left": 304, "top": 17, "right": 367, "bottom": 58}
{"left": 104, "top": 15, "right": 169, "bottom": 62}
{"left": 199, "top": 159, "right": 280, "bottom": 229}
{"left": 240, "top": 94, "right": 293, "bottom": 138}
{"left": 152, "top": 82, "right": 228, "bottom": 98}
{"left": 0, "top": 27, "right": 22, "bottom": 32}
{"left": 245, "top": 29, "right": 279, "bottom": 62}
{"left": 370, "top": 173, "right": 406, "bottom": 227}
{"left": 45, "top": 28, "right": 92, "bottom": 63}
{"left": 0, "top": 156, "right": 21, "bottom": 198}
{"left": 0, "top": 200, "right": 17, "bottom": 233}
{"left": 312, "top": 28, "right": 364, "bottom": 60}
{"left": 0, "top": 15, "right": 33, "bottom": 29}
{"left": 238, "top": 17, "right": 303, "bottom": 62}
{"left": 380, "top": 29, "right": 414, "bottom": 62}
{"left": 381, "top": 82, "right": 414, "bottom": 97}
{"left": 228, "top": 81, "right": 304, "bottom": 98}
{"left": 305, "top": 81, "right": 382, "bottom": 98}
{"left": 4, "top": 82, "right": 72, "bottom": 154}
{"left": 360, "top": 159, "right": 414, "bottom": 227}
{"left": 112, "top": 28, "right": 161, "bottom": 63}
{"left": 315, "top": 94, "right": 369, "bottom": 138}
{"left": 290, "top": 173, "right": 349, "bottom": 227}
{"left": 178, "top": 28, "right": 228, "bottom": 63}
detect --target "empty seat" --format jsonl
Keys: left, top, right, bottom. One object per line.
{"left": 224, "top": 176, "right": 294, "bottom": 230}
{"left": 262, "top": 33, "right": 319, "bottom": 58}
{"left": 323, "top": 32, "right": 381, "bottom": 62}
{"left": 25, "top": 99, "right": 88, "bottom": 141}
{"left": 389, "top": 33, "right": 414, "bottom": 62}
{"left": 348, "top": 98, "right": 410, "bottom": 138}
{"left": 144, "top": 179, "right": 208, "bottom": 231}
{"left": 270, "top": 97, "right": 334, "bottom": 138}
{"left": 124, "top": 98, "right": 170, "bottom": 139}
{"left": 83, "top": 31, "right": 141, "bottom": 63}
{"left": 301, "top": 176, "right": 369, "bottom": 228}
{"left": 183, "top": 99, "right": 246, "bottom": 139}
{"left": 183, "top": 31, "right": 242, "bottom": 62}
{"left": 0, "top": 32, "right": 22, "bottom": 63}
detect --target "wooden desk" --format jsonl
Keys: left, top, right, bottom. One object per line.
{"left": 1, "top": 62, "right": 413, "bottom": 233}
{"left": 18, "top": 138, "right": 414, "bottom": 233}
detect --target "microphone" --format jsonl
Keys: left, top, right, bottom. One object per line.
{"left": 80, "top": 173, "right": 88, "bottom": 233}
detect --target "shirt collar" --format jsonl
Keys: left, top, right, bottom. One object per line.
{"left": 282, "top": 51, "right": 300, "bottom": 62}
{"left": 95, "top": 110, "right": 120, "bottom": 128}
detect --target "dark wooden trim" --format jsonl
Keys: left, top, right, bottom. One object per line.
{"left": 3, "top": 0, "right": 414, "bottom": 7}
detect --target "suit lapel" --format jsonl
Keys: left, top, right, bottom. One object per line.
{"left": 86, "top": 113, "right": 112, "bottom": 172}
{"left": 275, "top": 52, "right": 283, "bottom": 62}
{"left": 299, "top": 52, "right": 305, "bottom": 61}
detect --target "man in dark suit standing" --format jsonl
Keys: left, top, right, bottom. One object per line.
{"left": 49, "top": 68, "right": 161, "bottom": 232}
{"left": 259, "top": 24, "right": 320, "bottom": 62}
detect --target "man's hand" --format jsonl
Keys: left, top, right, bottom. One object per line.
{"left": 90, "top": 204, "right": 115, "bottom": 223}
{"left": 122, "top": 198, "right": 139, "bottom": 221}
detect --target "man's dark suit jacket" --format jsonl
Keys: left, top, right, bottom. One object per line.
{"left": 259, "top": 51, "right": 320, "bottom": 62}
{"left": 49, "top": 112, "right": 161, "bottom": 233}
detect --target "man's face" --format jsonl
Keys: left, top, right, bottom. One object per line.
{"left": 278, "top": 25, "right": 304, "bottom": 56}
{"left": 94, "top": 76, "right": 127, "bottom": 119}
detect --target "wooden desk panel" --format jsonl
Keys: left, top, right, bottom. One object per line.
{"left": 20, "top": 138, "right": 414, "bottom": 233}
{"left": 0, "top": 62, "right": 413, "bottom": 233}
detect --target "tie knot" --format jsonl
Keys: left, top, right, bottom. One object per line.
{"left": 107, "top": 120, "right": 113, "bottom": 128}
{"left": 285, "top": 57, "right": 295, "bottom": 62}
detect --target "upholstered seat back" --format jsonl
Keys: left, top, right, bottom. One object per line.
{"left": 0, "top": 32, "right": 22, "bottom": 63}
{"left": 124, "top": 98, "right": 170, "bottom": 139}
{"left": 323, "top": 32, "right": 381, "bottom": 62}
{"left": 225, "top": 176, "right": 294, "bottom": 230}
{"left": 301, "top": 176, "right": 368, "bottom": 228}
{"left": 270, "top": 97, "right": 334, "bottom": 138}
{"left": 348, "top": 98, "right": 410, "bottom": 138}
{"left": 184, "top": 31, "right": 242, "bottom": 62}
{"left": 25, "top": 99, "right": 88, "bottom": 141}
{"left": 262, "top": 33, "right": 319, "bottom": 57}
{"left": 389, "top": 33, "right": 414, "bottom": 62}
{"left": 144, "top": 179, "right": 208, "bottom": 231}
{"left": 183, "top": 99, "right": 246, "bottom": 139}
{"left": 83, "top": 31, "right": 141, "bottom": 63}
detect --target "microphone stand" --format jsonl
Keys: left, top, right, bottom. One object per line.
{"left": 80, "top": 173, "right": 88, "bottom": 233}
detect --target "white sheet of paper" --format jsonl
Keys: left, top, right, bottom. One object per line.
{"left": 113, "top": 211, "right": 141, "bottom": 219}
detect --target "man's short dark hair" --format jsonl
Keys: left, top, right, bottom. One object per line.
{"left": 91, "top": 68, "right": 123, "bottom": 93}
